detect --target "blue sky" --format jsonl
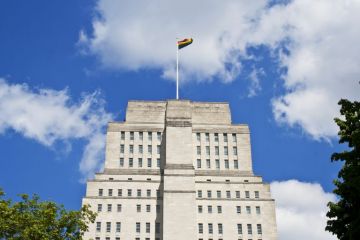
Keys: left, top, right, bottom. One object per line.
{"left": 0, "top": 0, "right": 359, "bottom": 239}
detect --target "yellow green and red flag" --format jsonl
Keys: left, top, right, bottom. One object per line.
{"left": 177, "top": 38, "right": 193, "bottom": 49}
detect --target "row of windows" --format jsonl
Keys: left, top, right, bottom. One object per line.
{"left": 196, "top": 146, "right": 238, "bottom": 156}
{"left": 197, "top": 159, "right": 239, "bottom": 169}
{"left": 119, "top": 158, "right": 161, "bottom": 168}
{"left": 197, "top": 190, "right": 260, "bottom": 199}
{"left": 98, "top": 189, "right": 161, "bottom": 197}
{"left": 196, "top": 133, "right": 237, "bottom": 143}
{"left": 97, "top": 203, "right": 161, "bottom": 213}
{"left": 198, "top": 223, "right": 262, "bottom": 235}
{"left": 96, "top": 222, "right": 161, "bottom": 234}
{"left": 95, "top": 237, "right": 160, "bottom": 240}
{"left": 198, "top": 205, "right": 261, "bottom": 215}
{"left": 120, "top": 145, "right": 161, "bottom": 155}
{"left": 121, "top": 131, "right": 162, "bottom": 142}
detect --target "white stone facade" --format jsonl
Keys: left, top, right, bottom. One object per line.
{"left": 82, "top": 100, "right": 277, "bottom": 240}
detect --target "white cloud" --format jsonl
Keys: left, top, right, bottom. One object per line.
{"left": 81, "top": 0, "right": 360, "bottom": 140}
{"left": 0, "top": 79, "right": 113, "bottom": 179}
{"left": 271, "top": 180, "right": 337, "bottom": 240}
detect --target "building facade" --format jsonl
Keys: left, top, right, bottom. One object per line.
{"left": 82, "top": 100, "right": 277, "bottom": 240}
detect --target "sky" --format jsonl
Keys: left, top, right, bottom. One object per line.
{"left": 0, "top": 0, "right": 359, "bottom": 239}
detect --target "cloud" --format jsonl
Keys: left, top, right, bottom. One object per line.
{"left": 271, "top": 180, "right": 337, "bottom": 240}
{"left": 81, "top": 0, "right": 360, "bottom": 140}
{"left": 0, "top": 78, "right": 113, "bottom": 179}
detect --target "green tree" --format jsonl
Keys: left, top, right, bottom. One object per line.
{"left": 0, "top": 188, "right": 96, "bottom": 240}
{"left": 326, "top": 99, "right": 360, "bottom": 239}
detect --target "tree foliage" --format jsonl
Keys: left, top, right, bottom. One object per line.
{"left": 326, "top": 99, "right": 360, "bottom": 239}
{"left": 0, "top": 189, "right": 96, "bottom": 240}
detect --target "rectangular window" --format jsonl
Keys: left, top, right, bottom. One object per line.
{"left": 215, "top": 159, "right": 220, "bottom": 169}
{"left": 206, "top": 159, "right": 211, "bottom": 169}
{"left": 130, "top": 145, "right": 134, "bottom": 154}
{"left": 156, "top": 190, "right": 160, "bottom": 197}
{"left": 156, "top": 222, "right": 160, "bottom": 234}
{"left": 217, "top": 206, "right": 222, "bottom": 213}
{"left": 129, "top": 158, "right": 133, "bottom": 167}
{"left": 157, "top": 158, "right": 160, "bottom": 168}
{"left": 197, "top": 146, "right": 201, "bottom": 155}
{"left": 234, "top": 160, "right": 239, "bottom": 169}
{"left": 147, "top": 189, "right": 151, "bottom": 197}
{"left": 148, "top": 145, "right": 152, "bottom": 154}
{"left": 138, "top": 158, "right": 143, "bottom": 167}
{"left": 106, "top": 222, "right": 111, "bottom": 232}
{"left": 137, "top": 189, "right": 141, "bottom": 197}
{"left": 147, "top": 158, "right": 152, "bottom": 168}
{"left": 108, "top": 189, "right": 112, "bottom": 196}
{"left": 218, "top": 223, "right": 223, "bottom": 234}
{"left": 237, "top": 224, "right": 242, "bottom": 235}
{"left": 246, "top": 206, "right": 251, "bottom": 214}
{"left": 256, "top": 206, "right": 261, "bottom": 214}
{"left": 217, "top": 190, "right": 221, "bottom": 198}
{"left": 117, "top": 189, "right": 122, "bottom": 196}
{"left": 146, "top": 204, "right": 151, "bottom": 212}
{"left": 137, "top": 204, "right": 141, "bottom": 212}
{"left": 198, "top": 190, "right": 202, "bottom": 198}
{"left": 232, "top": 133, "right": 237, "bottom": 142}
{"left": 128, "top": 189, "right": 132, "bottom": 197}
{"left": 117, "top": 204, "right": 122, "bottom": 212}
{"left": 96, "top": 222, "right": 101, "bottom": 232}
{"left": 107, "top": 204, "right": 112, "bottom": 212}
{"left": 136, "top": 222, "right": 140, "bottom": 233}
{"left": 139, "top": 132, "right": 143, "bottom": 140}
{"left": 146, "top": 222, "right": 150, "bottom": 233}
{"left": 120, "top": 144, "right": 124, "bottom": 154}
{"left": 257, "top": 224, "right": 262, "bottom": 235}
{"left": 130, "top": 131, "right": 134, "bottom": 140}
{"left": 208, "top": 205, "right": 212, "bottom": 213}
{"left": 196, "top": 133, "right": 201, "bottom": 141}
{"left": 226, "top": 190, "right": 231, "bottom": 198}
{"left": 115, "top": 222, "right": 121, "bottom": 233}
{"left": 119, "top": 157, "right": 124, "bottom": 167}
{"left": 247, "top": 224, "right": 252, "bottom": 235}
{"left": 225, "top": 160, "right": 229, "bottom": 169}
{"left": 233, "top": 146, "right": 237, "bottom": 155}
{"left": 245, "top": 191, "right": 250, "bottom": 198}
{"left": 214, "top": 133, "right": 219, "bottom": 142}
{"left": 98, "top": 189, "right": 103, "bottom": 196}
{"left": 97, "top": 204, "right": 102, "bottom": 212}
{"left": 157, "top": 132, "right": 161, "bottom": 141}
{"left": 224, "top": 146, "right": 228, "bottom": 155}
{"left": 208, "top": 223, "right": 213, "bottom": 234}
{"left": 223, "top": 133, "right": 228, "bottom": 142}
{"left": 207, "top": 190, "right": 212, "bottom": 198}
{"left": 215, "top": 146, "right": 219, "bottom": 155}
{"left": 236, "top": 206, "right": 241, "bottom": 214}
{"left": 236, "top": 190, "right": 240, "bottom": 198}
{"left": 156, "top": 204, "right": 160, "bottom": 213}
{"left": 148, "top": 132, "right": 152, "bottom": 141}
{"left": 205, "top": 133, "right": 209, "bottom": 142}
{"left": 197, "top": 159, "right": 201, "bottom": 169}
{"left": 198, "top": 205, "right": 203, "bottom": 213}
{"left": 255, "top": 191, "right": 259, "bottom": 198}
{"left": 157, "top": 145, "right": 161, "bottom": 154}
{"left": 206, "top": 146, "right": 210, "bottom": 156}
{"left": 198, "top": 223, "right": 203, "bottom": 234}
{"left": 121, "top": 131, "right": 125, "bottom": 140}
{"left": 139, "top": 145, "right": 143, "bottom": 153}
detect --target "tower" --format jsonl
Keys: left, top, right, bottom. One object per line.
{"left": 82, "top": 100, "right": 277, "bottom": 240}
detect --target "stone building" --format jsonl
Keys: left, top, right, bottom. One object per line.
{"left": 82, "top": 100, "right": 277, "bottom": 240}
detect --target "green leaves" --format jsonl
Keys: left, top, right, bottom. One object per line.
{"left": 0, "top": 189, "right": 96, "bottom": 240}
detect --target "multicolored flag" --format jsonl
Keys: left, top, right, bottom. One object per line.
{"left": 177, "top": 38, "right": 193, "bottom": 49}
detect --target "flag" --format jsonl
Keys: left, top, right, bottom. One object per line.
{"left": 177, "top": 38, "right": 193, "bottom": 49}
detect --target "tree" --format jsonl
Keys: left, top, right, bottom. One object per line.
{"left": 0, "top": 188, "right": 96, "bottom": 240}
{"left": 326, "top": 99, "right": 360, "bottom": 239}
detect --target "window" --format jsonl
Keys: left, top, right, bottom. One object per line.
{"left": 157, "top": 132, "right": 161, "bottom": 141}
{"left": 215, "top": 159, "right": 220, "bottom": 169}
{"left": 236, "top": 206, "right": 241, "bottom": 214}
{"left": 157, "top": 145, "right": 161, "bottom": 154}
{"left": 257, "top": 224, "right": 262, "bottom": 234}
{"left": 246, "top": 206, "right": 251, "bottom": 214}
{"left": 96, "top": 237, "right": 100, "bottom": 240}
{"left": 157, "top": 158, "right": 160, "bottom": 168}
{"left": 224, "top": 146, "right": 228, "bottom": 156}
{"left": 207, "top": 190, "right": 212, "bottom": 198}
{"left": 197, "top": 146, "right": 201, "bottom": 155}
{"left": 198, "top": 190, "right": 202, "bottom": 198}
{"left": 214, "top": 133, "right": 219, "bottom": 142}
{"left": 137, "top": 189, "right": 141, "bottom": 197}
{"left": 215, "top": 146, "right": 219, "bottom": 155}
{"left": 198, "top": 205, "right": 203, "bottom": 213}
{"left": 107, "top": 204, "right": 112, "bottom": 212}
{"left": 208, "top": 223, "right": 213, "bottom": 234}
{"left": 247, "top": 224, "right": 252, "bottom": 235}
{"left": 147, "top": 158, "right": 152, "bottom": 168}
{"left": 156, "top": 204, "right": 160, "bottom": 213}
{"left": 139, "top": 145, "right": 143, "bottom": 153}
{"left": 136, "top": 222, "right": 141, "bottom": 233}
{"left": 146, "top": 204, "right": 151, "bottom": 212}
{"left": 233, "top": 146, "right": 237, "bottom": 155}
{"left": 117, "top": 204, "right": 122, "bottom": 212}
{"left": 147, "top": 189, "right": 151, "bottom": 197}
{"left": 146, "top": 222, "right": 150, "bottom": 233}
{"left": 198, "top": 223, "right": 203, "bottom": 234}
{"left": 106, "top": 222, "right": 111, "bottom": 232}
{"left": 237, "top": 224, "right": 242, "bottom": 234}
{"left": 128, "top": 189, "right": 132, "bottom": 197}
{"left": 120, "top": 144, "right": 124, "bottom": 154}
{"left": 116, "top": 222, "right": 121, "bottom": 232}
{"left": 96, "top": 222, "right": 101, "bottom": 232}
{"left": 256, "top": 206, "right": 261, "bottom": 214}
{"left": 217, "top": 206, "right": 222, "bottom": 214}
{"left": 206, "top": 159, "right": 211, "bottom": 169}
{"left": 217, "top": 190, "right": 221, "bottom": 198}
{"left": 130, "top": 131, "right": 134, "bottom": 140}
{"left": 226, "top": 191, "right": 231, "bottom": 198}
{"left": 121, "top": 131, "right": 125, "bottom": 140}
{"left": 138, "top": 158, "right": 143, "bottom": 167}
{"left": 232, "top": 133, "right": 237, "bottom": 142}
{"left": 129, "top": 158, "right": 133, "bottom": 167}
{"left": 155, "top": 223, "right": 160, "bottom": 235}
{"left": 205, "top": 133, "right": 209, "bottom": 142}
{"left": 97, "top": 204, "right": 102, "bottom": 212}
{"left": 225, "top": 160, "right": 229, "bottom": 169}
{"left": 234, "top": 160, "right": 239, "bottom": 169}
{"left": 139, "top": 132, "right": 143, "bottom": 140}
{"left": 223, "top": 133, "right": 228, "bottom": 142}
{"left": 245, "top": 191, "right": 250, "bottom": 198}
{"left": 197, "top": 159, "right": 201, "bottom": 168}
{"left": 119, "top": 158, "right": 124, "bottom": 167}
{"left": 118, "top": 189, "right": 122, "bottom": 196}
{"left": 148, "top": 145, "right": 152, "bottom": 154}
{"left": 107, "top": 189, "right": 112, "bottom": 196}
{"left": 218, "top": 223, "right": 223, "bottom": 234}
{"left": 196, "top": 133, "right": 201, "bottom": 141}
{"left": 255, "top": 191, "right": 259, "bottom": 198}
{"left": 98, "top": 189, "right": 103, "bottom": 196}
{"left": 148, "top": 132, "right": 152, "bottom": 141}
{"left": 156, "top": 190, "right": 160, "bottom": 197}
{"left": 236, "top": 191, "right": 240, "bottom": 198}
{"left": 137, "top": 204, "right": 141, "bottom": 212}
{"left": 206, "top": 146, "right": 210, "bottom": 156}
{"left": 208, "top": 205, "right": 212, "bottom": 213}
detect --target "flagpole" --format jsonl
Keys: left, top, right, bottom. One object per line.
{"left": 176, "top": 39, "right": 179, "bottom": 100}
